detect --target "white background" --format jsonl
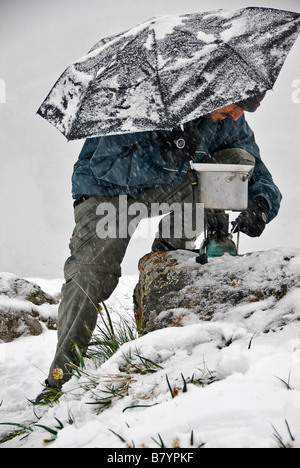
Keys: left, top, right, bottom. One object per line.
{"left": 1, "top": 0, "right": 299, "bottom": 278}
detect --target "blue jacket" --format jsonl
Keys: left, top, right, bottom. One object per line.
{"left": 72, "top": 115, "right": 282, "bottom": 222}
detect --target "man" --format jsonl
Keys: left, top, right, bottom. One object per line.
{"left": 36, "top": 92, "right": 282, "bottom": 401}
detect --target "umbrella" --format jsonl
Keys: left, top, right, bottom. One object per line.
{"left": 37, "top": 7, "right": 300, "bottom": 140}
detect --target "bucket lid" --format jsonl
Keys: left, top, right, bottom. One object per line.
{"left": 191, "top": 163, "right": 253, "bottom": 173}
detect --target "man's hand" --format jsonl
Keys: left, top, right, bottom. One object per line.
{"left": 231, "top": 196, "right": 269, "bottom": 238}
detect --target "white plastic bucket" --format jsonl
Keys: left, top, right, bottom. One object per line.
{"left": 191, "top": 163, "right": 253, "bottom": 210}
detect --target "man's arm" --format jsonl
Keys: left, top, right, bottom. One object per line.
{"left": 211, "top": 115, "right": 282, "bottom": 223}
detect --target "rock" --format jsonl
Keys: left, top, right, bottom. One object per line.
{"left": 0, "top": 310, "right": 43, "bottom": 342}
{"left": 0, "top": 273, "right": 59, "bottom": 343}
{"left": 133, "top": 248, "right": 300, "bottom": 334}
{"left": 0, "top": 273, "right": 58, "bottom": 305}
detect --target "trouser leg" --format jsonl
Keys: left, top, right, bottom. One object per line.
{"left": 151, "top": 173, "right": 204, "bottom": 251}
{"left": 48, "top": 266, "right": 121, "bottom": 386}
{"left": 47, "top": 196, "right": 131, "bottom": 387}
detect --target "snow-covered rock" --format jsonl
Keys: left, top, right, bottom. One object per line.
{"left": 0, "top": 273, "right": 59, "bottom": 342}
{"left": 134, "top": 248, "right": 300, "bottom": 334}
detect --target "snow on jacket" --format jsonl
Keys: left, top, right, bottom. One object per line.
{"left": 72, "top": 115, "right": 282, "bottom": 223}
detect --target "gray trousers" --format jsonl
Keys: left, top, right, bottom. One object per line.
{"left": 47, "top": 148, "right": 255, "bottom": 387}
{"left": 47, "top": 172, "right": 201, "bottom": 386}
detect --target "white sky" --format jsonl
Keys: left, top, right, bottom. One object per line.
{"left": 0, "top": 0, "right": 300, "bottom": 278}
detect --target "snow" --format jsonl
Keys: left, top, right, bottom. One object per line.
{"left": 196, "top": 31, "right": 216, "bottom": 44}
{"left": 220, "top": 18, "right": 247, "bottom": 42}
{"left": 150, "top": 15, "right": 185, "bottom": 40}
{"left": 1, "top": 249, "right": 300, "bottom": 448}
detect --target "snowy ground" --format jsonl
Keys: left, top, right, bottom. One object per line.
{"left": 1, "top": 249, "right": 300, "bottom": 449}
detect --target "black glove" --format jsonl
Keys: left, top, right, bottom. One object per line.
{"left": 231, "top": 197, "right": 269, "bottom": 238}
{"left": 160, "top": 121, "right": 199, "bottom": 165}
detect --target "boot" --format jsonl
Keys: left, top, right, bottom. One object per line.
{"left": 35, "top": 379, "right": 63, "bottom": 404}
{"left": 151, "top": 238, "right": 177, "bottom": 252}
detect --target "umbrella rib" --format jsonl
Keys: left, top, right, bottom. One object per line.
{"left": 151, "top": 29, "right": 172, "bottom": 126}
{"left": 223, "top": 41, "right": 273, "bottom": 90}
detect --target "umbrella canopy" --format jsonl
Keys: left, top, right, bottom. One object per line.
{"left": 37, "top": 7, "right": 300, "bottom": 140}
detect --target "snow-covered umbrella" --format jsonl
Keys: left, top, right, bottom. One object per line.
{"left": 37, "top": 7, "right": 300, "bottom": 140}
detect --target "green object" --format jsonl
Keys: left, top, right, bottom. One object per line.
{"left": 200, "top": 236, "right": 237, "bottom": 257}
